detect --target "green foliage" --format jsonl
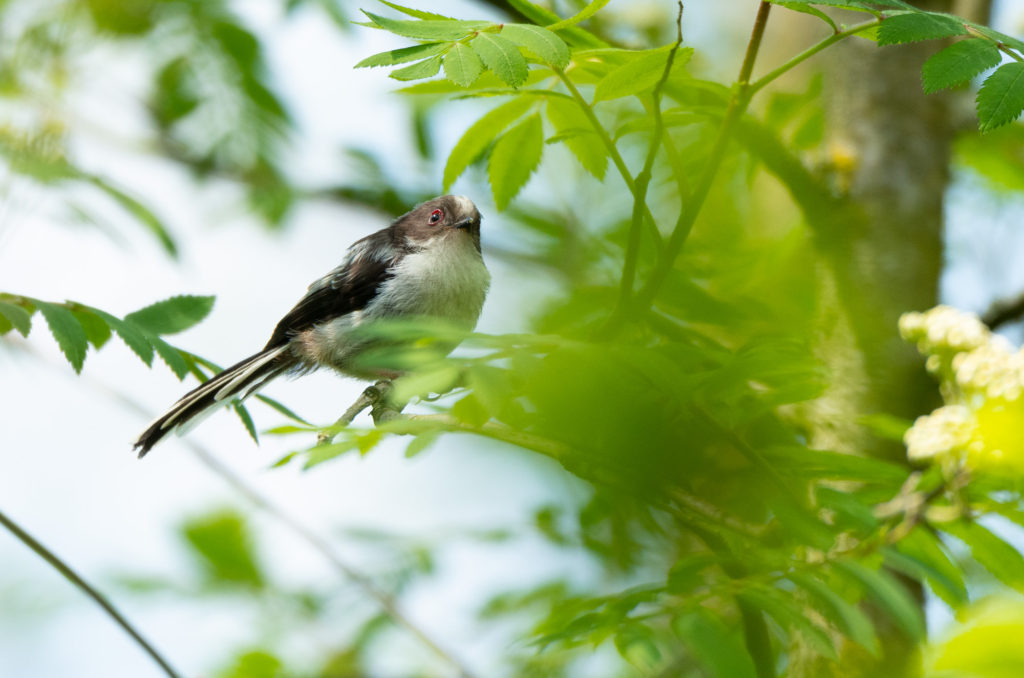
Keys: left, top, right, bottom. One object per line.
{"left": 488, "top": 113, "right": 544, "bottom": 209}
{"left": 877, "top": 12, "right": 968, "bottom": 46}
{"left": 182, "top": 510, "right": 264, "bottom": 589}
{"left": 921, "top": 39, "right": 1001, "bottom": 94}
{"left": 977, "top": 63, "right": 1024, "bottom": 133}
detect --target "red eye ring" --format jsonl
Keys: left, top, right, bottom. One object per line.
{"left": 429, "top": 209, "right": 443, "bottom": 224}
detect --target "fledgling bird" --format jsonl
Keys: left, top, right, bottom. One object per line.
{"left": 134, "top": 195, "right": 489, "bottom": 457}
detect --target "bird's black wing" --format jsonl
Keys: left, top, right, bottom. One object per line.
{"left": 262, "top": 233, "right": 399, "bottom": 350}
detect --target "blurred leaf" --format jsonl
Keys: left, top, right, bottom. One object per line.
{"left": 443, "top": 96, "right": 534, "bottom": 190}
{"left": 922, "top": 39, "right": 1001, "bottom": 94}
{"left": 884, "top": 527, "right": 967, "bottom": 609}
{"left": 955, "top": 123, "right": 1024, "bottom": 191}
{"left": 877, "top": 12, "right": 968, "bottom": 45}
{"left": 124, "top": 295, "right": 215, "bottom": 336}
{"left": 500, "top": 24, "right": 569, "bottom": 69}
{"left": 472, "top": 33, "right": 530, "bottom": 88}
{"left": 545, "top": 0, "right": 611, "bottom": 31}
{"left": 672, "top": 608, "right": 758, "bottom": 678}
{"left": 925, "top": 598, "right": 1024, "bottom": 678}
{"left": 255, "top": 394, "right": 313, "bottom": 426}
{"left": 488, "top": 113, "right": 544, "bottom": 209}
{"left": 834, "top": 561, "right": 925, "bottom": 640}
{"left": 182, "top": 510, "right": 264, "bottom": 589}
{"left": 377, "top": 1, "right": 453, "bottom": 21}
{"left": 0, "top": 301, "right": 32, "bottom": 337}
{"left": 773, "top": 2, "right": 838, "bottom": 31}
{"left": 35, "top": 301, "right": 88, "bottom": 373}
{"left": 362, "top": 12, "right": 489, "bottom": 41}
{"left": 405, "top": 431, "right": 440, "bottom": 458}
{"left": 859, "top": 413, "right": 913, "bottom": 442}
{"left": 593, "top": 46, "right": 693, "bottom": 103}
{"left": 977, "top": 62, "right": 1024, "bottom": 133}
{"left": 218, "top": 649, "right": 284, "bottom": 678}
{"left": 88, "top": 176, "right": 177, "bottom": 257}
{"left": 789, "top": 572, "right": 880, "bottom": 657}
{"left": 545, "top": 97, "right": 607, "bottom": 179}
{"left": 940, "top": 520, "right": 1024, "bottom": 592}
{"left": 444, "top": 42, "right": 484, "bottom": 87}
{"left": 739, "top": 584, "right": 837, "bottom": 659}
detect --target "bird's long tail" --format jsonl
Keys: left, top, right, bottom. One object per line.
{"left": 134, "top": 345, "right": 293, "bottom": 458}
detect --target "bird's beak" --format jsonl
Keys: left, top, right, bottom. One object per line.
{"left": 453, "top": 217, "right": 475, "bottom": 231}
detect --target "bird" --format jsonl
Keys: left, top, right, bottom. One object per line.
{"left": 134, "top": 195, "right": 490, "bottom": 457}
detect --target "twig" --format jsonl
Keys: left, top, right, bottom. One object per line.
{"left": 982, "top": 290, "right": 1024, "bottom": 329}
{"left": 0, "top": 508, "right": 184, "bottom": 678}
{"left": 609, "top": 1, "right": 685, "bottom": 328}
{"left": 635, "top": 1, "right": 774, "bottom": 309}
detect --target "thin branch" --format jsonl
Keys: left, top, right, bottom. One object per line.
{"left": 609, "top": 2, "right": 685, "bottom": 327}
{"left": 0, "top": 508, "right": 184, "bottom": 678}
{"left": 635, "top": 1, "right": 774, "bottom": 310}
{"left": 982, "top": 290, "right": 1024, "bottom": 329}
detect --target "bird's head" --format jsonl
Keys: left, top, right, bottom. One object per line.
{"left": 397, "top": 195, "right": 483, "bottom": 251}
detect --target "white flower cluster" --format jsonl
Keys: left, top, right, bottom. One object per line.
{"left": 900, "top": 305, "right": 1024, "bottom": 468}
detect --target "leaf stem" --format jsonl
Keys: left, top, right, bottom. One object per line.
{"left": 749, "top": 18, "right": 882, "bottom": 96}
{"left": 634, "top": 1, "right": 774, "bottom": 309}
{"left": 0, "top": 507, "right": 184, "bottom": 678}
{"left": 554, "top": 68, "right": 664, "bottom": 250}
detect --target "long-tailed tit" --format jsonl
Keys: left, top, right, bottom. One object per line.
{"left": 134, "top": 195, "right": 489, "bottom": 457}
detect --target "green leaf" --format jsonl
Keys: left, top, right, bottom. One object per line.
{"left": 124, "top": 295, "right": 215, "bottom": 335}
{"left": 362, "top": 12, "right": 488, "bottom": 41}
{"left": 488, "top": 113, "right": 544, "bottom": 210}
{"left": 443, "top": 42, "right": 484, "bottom": 87}
{"left": 884, "top": 528, "right": 967, "bottom": 609}
{"left": 376, "top": 1, "right": 452, "bottom": 20}
{"left": 72, "top": 308, "right": 112, "bottom": 349}
{"left": 0, "top": 301, "right": 32, "bottom": 337}
{"left": 877, "top": 12, "right": 968, "bottom": 46}
{"left": 834, "top": 561, "right": 925, "bottom": 640}
{"left": 355, "top": 42, "right": 448, "bottom": 68}
{"left": 500, "top": 24, "right": 569, "bottom": 69}
{"left": 405, "top": 431, "right": 440, "bottom": 458}
{"left": 977, "top": 62, "right": 1024, "bottom": 133}
{"left": 773, "top": 2, "right": 838, "bottom": 31}
{"left": 545, "top": 0, "right": 611, "bottom": 31}
{"left": 255, "top": 394, "right": 313, "bottom": 426}
{"left": 471, "top": 33, "right": 529, "bottom": 88}
{"left": 505, "top": 0, "right": 607, "bottom": 48}
{"left": 149, "top": 335, "right": 191, "bottom": 379}
{"left": 443, "top": 96, "right": 534, "bottom": 190}
{"left": 545, "top": 97, "right": 607, "bottom": 179}
{"left": 90, "top": 308, "right": 154, "bottom": 366}
{"left": 35, "top": 301, "right": 89, "bottom": 373}
{"left": 593, "top": 46, "right": 694, "bottom": 103}
{"left": 941, "top": 520, "right": 1024, "bottom": 592}
{"left": 738, "top": 585, "right": 837, "bottom": 660}
{"left": 672, "top": 608, "right": 757, "bottom": 678}
{"left": 88, "top": 176, "right": 177, "bottom": 257}
{"left": 233, "top": 402, "right": 259, "bottom": 445}
{"left": 388, "top": 55, "right": 442, "bottom": 81}
{"left": 182, "top": 510, "right": 264, "bottom": 588}
{"left": 922, "top": 39, "right": 1001, "bottom": 94}
{"left": 789, "top": 573, "right": 880, "bottom": 657}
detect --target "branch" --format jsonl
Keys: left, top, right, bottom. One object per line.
{"left": 0, "top": 508, "right": 183, "bottom": 678}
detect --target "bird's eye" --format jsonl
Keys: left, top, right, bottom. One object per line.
{"left": 429, "top": 209, "right": 443, "bottom": 224}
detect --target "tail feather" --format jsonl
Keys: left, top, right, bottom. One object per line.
{"left": 134, "top": 346, "right": 292, "bottom": 458}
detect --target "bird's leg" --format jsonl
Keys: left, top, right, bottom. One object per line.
{"left": 368, "top": 379, "right": 408, "bottom": 424}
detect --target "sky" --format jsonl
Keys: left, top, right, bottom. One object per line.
{"left": 1, "top": 1, "right": 1023, "bottom": 676}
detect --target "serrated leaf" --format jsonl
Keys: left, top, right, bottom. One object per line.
{"left": 593, "top": 46, "right": 694, "bottom": 102}
{"left": 35, "top": 301, "right": 89, "bottom": 373}
{"left": 90, "top": 308, "right": 154, "bottom": 366}
{"left": 443, "top": 96, "right": 534, "bottom": 190}
{"left": 471, "top": 33, "right": 529, "bottom": 87}
{"left": 149, "top": 335, "right": 191, "bottom": 379}
{"left": 941, "top": 519, "right": 1024, "bottom": 592}
{"left": 0, "top": 301, "right": 32, "bottom": 337}
{"left": 834, "top": 561, "right": 925, "bottom": 640}
{"left": 977, "top": 62, "right": 1024, "bottom": 133}
{"left": 362, "top": 12, "right": 488, "bottom": 41}
{"left": 546, "top": 97, "right": 607, "bottom": 179}
{"left": 443, "top": 42, "right": 484, "bottom": 87}
{"left": 72, "top": 308, "right": 112, "bottom": 349}
{"left": 488, "top": 113, "right": 543, "bottom": 210}
{"left": 124, "top": 295, "right": 215, "bottom": 335}
{"left": 789, "top": 573, "right": 880, "bottom": 657}
{"left": 389, "top": 55, "right": 442, "bottom": 81}
{"left": 355, "top": 42, "right": 448, "bottom": 68}
{"left": 877, "top": 12, "right": 967, "bottom": 46}
{"left": 376, "top": 1, "right": 453, "bottom": 20}
{"left": 545, "top": 0, "right": 611, "bottom": 31}
{"left": 672, "top": 609, "right": 757, "bottom": 678}
{"left": 500, "top": 24, "right": 569, "bottom": 69}
{"left": 922, "top": 39, "right": 1001, "bottom": 94}
{"left": 233, "top": 402, "right": 259, "bottom": 445}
